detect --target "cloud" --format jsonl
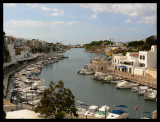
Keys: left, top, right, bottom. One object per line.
{"left": 4, "top": 3, "right": 17, "bottom": 7}
{"left": 4, "top": 20, "right": 46, "bottom": 27}
{"left": 125, "top": 19, "right": 131, "bottom": 23}
{"left": 50, "top": 10, "right": 64, "bottom": 16}
{"left": 51, "top": 20, "right": 78, "bottom": 25}
{"left": 67, "top": 21, "right": 78, "bottom": 25}
{"left": 137, "top": 15, "right": 156, "bottom": 26}
{"left": 40, "top": 6, "right": 53, "bottom": 11}
{"left": 24, "top": 3, "right": 64, "bottom": 16}
{"left": 79, "top": 3, "right": 112, "bottom": 13}
{"left": 79, "top": 3, "right": 157, "bottom": 26}
{"left": 25, "top": 3, "right": 39, "bottom": 8}
{"left": 4, "top": 20, "right": 78, "bottom": 28}
{"left": 91, "top": 14, "right": 97, "bottom": 19}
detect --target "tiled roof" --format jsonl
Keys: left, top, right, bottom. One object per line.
{"left": 130, "top": 53, "right": 139, "bottom": 57}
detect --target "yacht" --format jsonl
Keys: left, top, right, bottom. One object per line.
{"left": 131, "top": 86, "right": 139, "bottom": 92}
{"left": 32, "top": 79, "right": 45, "bottom": 87}
{"left": 106, "top": 105, "right": 129, "bottom": 119}
{"left": 111, "top": 80, "right": 126, "bottom": 84}
{"left": 116, "top": 81, "right": 132, "bottom": 89}
{"left": 144, "top": 89, "right": 157, "bottom": 100}
{"left": 84, "top": 105, "right": 98, "bottom": 116}
{"left": 94, "top": 105, "right": 111, "bottom": 118}
{"left": 137, "top": 86, "right": 149, "bottom": 95}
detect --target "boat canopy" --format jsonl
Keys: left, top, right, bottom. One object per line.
{"left": 119, "top": 66, "right": 126, "bottom": 68}
{"left": 112, "top": 110, "right": 125, "bottom": 115}
{"left": 28, "top": 73, "right": 34, "bottom": 77}
{"left": 116, "top": 105, "right": 128, "bottom": 108}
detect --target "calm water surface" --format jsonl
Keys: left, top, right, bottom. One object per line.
{"left": 37, "top": 48, "right": 156, "bottom": 119}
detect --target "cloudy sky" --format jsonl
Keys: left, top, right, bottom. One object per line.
{"left": 3, "top": 3, "right": 157, "bottom": 45}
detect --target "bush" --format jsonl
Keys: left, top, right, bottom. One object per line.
{"left": 55, "top": 111, "right": 65, "bottom": 119}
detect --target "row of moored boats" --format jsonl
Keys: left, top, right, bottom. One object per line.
{"left": 10, "top": 55, "right": 68, "bottom": 106}
{"left": 76, "top": 101, "right": 129, "bottom": 119}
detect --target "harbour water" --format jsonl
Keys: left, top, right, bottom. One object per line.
{"left": 7, "top": 48, "right": 156, "bottom": 119}
{"left": 36, "top": 48, "right": 157, "bottom": 119}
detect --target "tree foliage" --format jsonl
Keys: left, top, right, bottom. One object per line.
{"left": 34, "top": 80, "right": 78, "bottom": 118}
{"left": 84, "top": 40, "right": 111, "bottom": 50}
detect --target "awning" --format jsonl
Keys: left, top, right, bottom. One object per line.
{"left": 119, "top": 66, "right": 126, "bottom": 68}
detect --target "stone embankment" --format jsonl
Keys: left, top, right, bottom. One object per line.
{"left": 108, "top": 68, "right": 157, "bottom": 89}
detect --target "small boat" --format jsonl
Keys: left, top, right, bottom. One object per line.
{"left": 106, "top": 105, "right": 129, "bottom": 119}
{"left": 137, "top": 86, "right": 149, "bottom": 95}
{"left": 131, "top": 86, "right": 139, "bottom": 92}
{"left": 141, "top": 112, "right": 152, "bottom": 119}
{"left": 32, "top": 79, "right": 45, "bottom": 87}
{"left": 84, "top": 105, "right": 98, "bottom": 116}
{"left": 79, "top": 69, "right": 87, "bottom": 75}
{"left": 94, "top": 105, "right": 111, "bottom": 118}
{"left": 19, "top": 93, "right": 40, "bottom": 102}
{"left": 144, "top": 89, "right": 157, "bottom": 100}
{"left": 28, "top": 99, "right": 40, "bottom": 106}
{"left": 116, "top": 81, "right": 132, "bottom": 89}
{"left": 76, "top": 101, "right": 88, "bottom": 115}
{"left": 111, "top": 80, "right": 126, "bottom": 84}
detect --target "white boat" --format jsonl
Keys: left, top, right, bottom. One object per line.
{"left": 106, "top": 105, "right": 129, "bottom": 119}
{"left": 131, "top": 86, "right": 139, "bottom": 92}
{"left": 111, "top": 80, "right": 126, "bottom": 84}
{"left": 28, "top": 99, "right": 40, "bottom": 106}
{"left": 84, "top": 105, "right": 98, "bottom": 116}
{"left": 94, "top": 105, "right": 111, "bottom": 118}
{"left": 137, "top": 86, "right": 149, "bottom": 95}
{"left": 20, "top": 93, "right": 39, "bottom": 101}
{"left": 144, "top": 89, "right": 157, "bottom": 100}
{"left": 79, "top": 69, "right": 87, "bottom": 75}
{"left": 24, "top": 79, "right": 34, "bottom": 84}
{"left": 116, "top": 81, "right": 132, "bottom": 89}
{"left": 32, "top": 79, "right": 45, "bottom": 87}
{"left": 76, "top": 101, "right": 88, "bottom": 115}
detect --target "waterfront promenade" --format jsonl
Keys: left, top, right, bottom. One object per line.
{"left": 108, "top": 68, "right": 157, "bottom": 89}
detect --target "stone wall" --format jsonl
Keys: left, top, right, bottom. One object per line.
{"left": 145, "top": 68, "right": 157, "bottom": 78}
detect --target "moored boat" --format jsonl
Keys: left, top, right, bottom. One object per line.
{"left": 106, "top": 105, "right": 129, "bottom": 119}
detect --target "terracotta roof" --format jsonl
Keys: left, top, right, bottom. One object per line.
{"left": 130, "top": 53, "right": 139, "bottom": 57}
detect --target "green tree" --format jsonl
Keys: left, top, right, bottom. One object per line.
{"left": 3, "top": 110, "right": 6, "bottom": 119}
{"left": 34, "top": 80, "right": 78, "bottom": 119}
{"left": 55, "top": 111, "right": 65, "bottom": 119}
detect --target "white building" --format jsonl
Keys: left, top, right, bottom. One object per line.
{"left": 138, "top": 45, "right": 157, "bottom": 69}
{"left": 112, "top": 45, "right": 157, "bottom": 76}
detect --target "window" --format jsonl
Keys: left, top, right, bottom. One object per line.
{"left": 129, "top": 68, "right": 131, "bottom": 73}
{"left": 101, "top": 67, "right": 103, "bottom": 71}
{"left": 140, "top": 55, "right": 142, "bottom": 59}
{"left": 143, "top": 56, "right": 145, "bottom": 60}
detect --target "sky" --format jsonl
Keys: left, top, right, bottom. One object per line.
{"left": 3, "top": 3, "right": 157, "bottom": 45}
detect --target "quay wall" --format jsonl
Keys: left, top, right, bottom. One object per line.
{"left": 108, "top": 69, "right": 157, "bottom": 89}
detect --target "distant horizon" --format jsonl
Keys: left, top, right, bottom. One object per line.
{"left": 3, "top": 3, "right": 157, "bottom": 45}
